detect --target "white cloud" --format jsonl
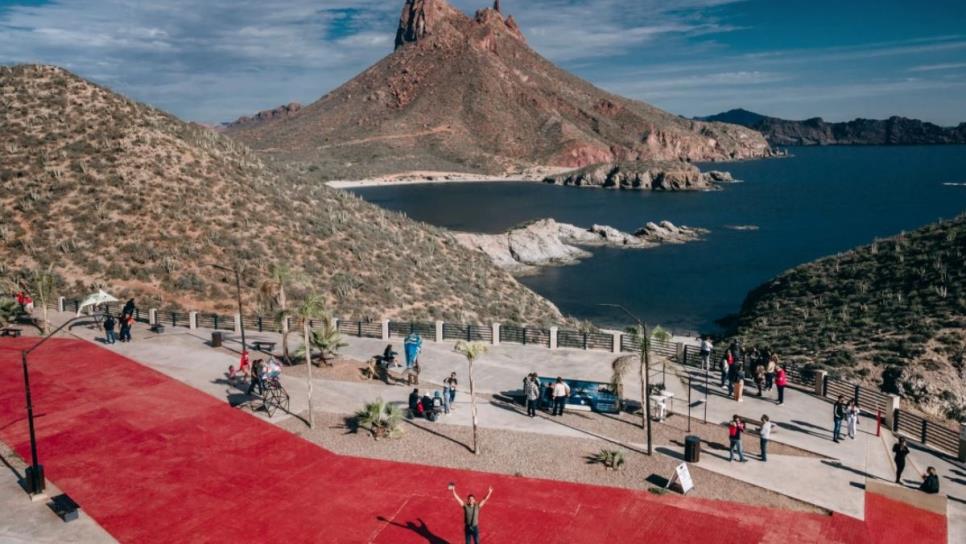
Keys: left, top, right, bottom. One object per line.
{"left": 909, "top": 62, "right": 966, "bottom": 72}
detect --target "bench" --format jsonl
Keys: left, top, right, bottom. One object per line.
{"left": 0, "top": 328, "right": 22, "bottom": 338}
{"left": 251, "top": 341, "right": 276, "bottom": 353}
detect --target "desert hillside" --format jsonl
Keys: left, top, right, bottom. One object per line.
{"left": 733, "top": 216, "right": 966, "bottom": 420}
{"left": 225, "top": 0, "right": 772, "bottom": 180}
{"left": 0, "top": 64, "right": 561, "bottom": 323}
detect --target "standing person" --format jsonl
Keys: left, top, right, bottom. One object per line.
{"left": 444, "top": 372, "right": 458, "bottom": 407}
{"left": 832, "top": 395, "right": 846, "bottom": 443}
{"left": 103, "top": 313, "right": 117, "bottom": 344}
{"left": 919, "top": 467, "right": 940, "bottom": 494}
{"left": 893, "top": 437, "right": 910, "bottom": 484}
{"left": 728, "top": 414, "right": 747, "bottom": 462}
{"left": 118, "top": 313, "right": 133, "bottom": 342}
{"left": 775, "top": 365, "right": 787, "bottom": 405}
{"left": 728, "top": 340, "right": 743, "bottom": 365}
{"left": 524, "top": 374, "right": 540, "bottom": 418}
{"left": 441, "top": 383, "right": 451, "bottom": 414}
{"left": 758, "top": 415, "right": 774, "bottom": 461}
{"left": 846, "top": 400, "right": 860, "bottom": 439}
{"left": 754, "top": 364, "right": 766, "bottom": 397}
{"left": 403, "top": 332, "right": 422, "bottom": 369}
{"left": 551, "top": 377, "right": 570, "bottom": 416}
{"left": 450, "top": 484, "right": 492, "bottom": 544}
{"left": 15, "top": 291, "right": 26, "bottom": 313}
{"left": 733, "top": 361, "right": 745, "bottom": 403}
{"left": 719, "top": 353, "right": 731, "bottom": 389}
{"left": 726, "top": 352, "right": 737, "bottom": 396}
{"left": 765, "top": 355, "right": 777, "bottom": 391}
{"left": 247, "top": 358, "right": 265, "bottom": 396}
{"left": 700, "top": 337, "right": 713, "bottom": 370}
{"left": 121, "top": 298, "right": 135, "bottom": 319}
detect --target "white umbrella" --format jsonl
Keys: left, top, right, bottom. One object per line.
{"left": 76, "top": 290, "right": 119, "bottom": 316}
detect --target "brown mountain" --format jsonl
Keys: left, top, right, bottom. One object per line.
{"left": 0, "top": 64, "right": 561, "bottom": 324}
{"left": 225, "top": 0, "right": 772, "bottom": 180}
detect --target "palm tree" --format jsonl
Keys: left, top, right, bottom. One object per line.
{"left": 260, "top": 264, "right": 297, "bottom": 363}
{"left": 454, "top": 340, "right": 488, "bottom": 455}
{"left": 626, "top": 323, "right": 671, "bottom": 455}
{"left": 30, "top": 265, "right": 55, "bottom": 335}
{"left": 355, "top": 398, "right": 404, "bottom": 440}
{"left": 609, "top": 354, "right": 635, "bottom": 411}
{"left": 306, "top": 316, "right": 347, "bottom": 366}
{"left": 292, "top": 293, "right": 327, "bottom": 429}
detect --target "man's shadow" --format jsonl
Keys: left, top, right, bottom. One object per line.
{"left": 376, "top": 516, "right": 449, "bottom": 544}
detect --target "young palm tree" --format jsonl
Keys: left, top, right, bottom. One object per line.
{"left": 454, "top": 340, "right": 488, "bottom": 455}
{"left": 307, "top": 316, "right": 347, "bottom": 366}
{"left": 355, "top": 398, "right": 404, "bottom": 440}
{"left": 30, "top": 265, "right": 55, "bottom": 335}
{"left": 627, "top": 323, "right": 672, "bottom": 455}
{"left": 292, "top": 293, "right": 326, "bottom": 429}
{"left": 260, "top": 264, "right": 296, "bottom": 363}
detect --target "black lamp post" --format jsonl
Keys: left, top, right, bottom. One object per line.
{"left": 21, "top": 313, "right": 104, "bottom": 495}
{"left": 600, "top": 303, "right": 653, "bottom": 456}
{"left": 212, "top": 264, "right": 246, "bottom": 351}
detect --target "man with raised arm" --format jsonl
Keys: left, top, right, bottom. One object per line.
{"left": 450, "top": 483, "right": 493, "bottom": 544}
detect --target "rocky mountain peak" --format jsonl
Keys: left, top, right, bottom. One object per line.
{"left": 394, "top": 0, "right": 524, "bottom": 50}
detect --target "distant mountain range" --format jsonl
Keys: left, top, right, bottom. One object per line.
{"left": 697, "top": 109, "right": 966, "bottom": 146}
{"left": 223, "top": 0, "right": 772, "bottom": 181}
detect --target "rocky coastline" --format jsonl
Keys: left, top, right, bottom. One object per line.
{"left": 454, "top": 218, "right": 708, "bottom": 273}
{"left": 543, "top": 160, "right": 733, "bottom": 191}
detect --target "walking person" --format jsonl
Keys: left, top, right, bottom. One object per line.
{"left": 733, "top": 361, "right": 745, "bottom": 403}
{"left": 754, "top": 364, "right": 766, "bottom": 397}
{"left": 445, "top": 372, "right": 458, "bottom": 408}
{"left": 700, "top": 337, "right": 713, "bottom": 370}
{"left": 246, "top": 358, "right": 265, "bottom": 396}
{"left": 832, "top": 395, "right": 846, "bottom": 443}
{"left": 775, "top": 365, "right": 787, "bottom": 405}
{"left": 103, "top": 314, "right": 117, "bottom": 344}
{"left": 725, "top": 352, "right": 737, "bottom": 396}
{"left": 758, "top": 415, "right": 774, "bottom": 461}
{"left": 524, "top": 373, "right": 540, "bottom": 418}
{"left": 450, "top": 484, "right": 492, "bottom": 544}
{"left": 728, "top": 414, "right": 747, "bottom": 462}
{"left": 551, "top": 377, "right": 570, "bottom": 416}
{"left": 846, "top": 400, "right": 859, "bottom": 439}
{"left": 893, "top": 436, "right": 910, "bottom": 484}
{"left": 720, "top": 353, "right": 731, "bottom": 389}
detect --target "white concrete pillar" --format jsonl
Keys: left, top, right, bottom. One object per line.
{"left": 148, "top": 308, "right": 158, "bottom": 326}
{"left": 813, "top": 370, "right": 828, "bottom": 397}
{"left": 57, "top": 296, "right": 65, "bottom": 312}
{"left": 883, "top": 394, "right": 901, "bottom": 430}
{"left": 959, "top": 423, "right": 966, "bottom": 463}
{"left": 611, "top": 332, "right": 622, "bottom": 354}
{"left": 435, "top": 321, "right": 444, "bottom": 342}
{"left": 189, "top": 311, "right": 198, "bottom": 330}
{"left": 491, "top": 323, "right": 501, "bottom": 345}
{"left": 549, "top": 326, "right": 558, "bottom": 350}
{"left": 381, "top": 319, "right": 390, "bottom": 341}
{"left": 234, "top": 313, "right": 242, "bottom": 334}
{"left": 331, "top": 318, "right": 339, "bottom": 331}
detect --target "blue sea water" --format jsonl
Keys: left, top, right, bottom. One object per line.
{"left": 351, "top": 146, "right": 966, "bottom": 333}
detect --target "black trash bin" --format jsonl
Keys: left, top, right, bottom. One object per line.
{"left": 211, "top": 331, "right": 224, "bottom": 348}
{"left": 684, "top": 435, "right": 701, "bottom": 463}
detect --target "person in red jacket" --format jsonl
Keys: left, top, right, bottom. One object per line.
{"left": 728, "top": 414, "right": 747, "bottom": 462}
{"left": 775, "top": 365, "right": 788, "bottom": 405}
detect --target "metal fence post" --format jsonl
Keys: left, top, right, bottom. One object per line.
{"left": 357, "top": 321, "right": 362, "bottom": 338}
{"left": 687, "top": 376, "right": 692, "bottom": 433}
{"left": 582, "top": 333, "right": 588, "bottom": 350}
{"left": 893, "top": 409, "right": 900, "bottom": 432}
{"left": 921, "top": 419, "right": 928, "bottom": 445}
{"left": 257, "top": 317, "right": 263, "bottom": 332}
{"left": 853, "top": 384, "right": 860, "bottom": 408}
{"left": 522, "top": 327, "right": 527, "bottom": 346}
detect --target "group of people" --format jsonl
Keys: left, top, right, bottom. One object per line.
{"left": 102, "top": 299, "right": 136, "bottom": 344}
{"left": 521, "top": 374, "right": 571, "bottom": 417}
{"left": 407, "top": 371, "right": 459, "bottom": 421}
{"left": 244, "top": 353, "right": 282, "bottom": 396}
{"left": 831, "top": 395, "right": 862, "bottom": 443}
{"left": 714, "top": 339, "right": 788, "bottom": 405}
{"left": 727, "top": 413, "right": 774, "bottom": 463}
{"left": 892, "top": 437, "right": 942, "bottom": 494}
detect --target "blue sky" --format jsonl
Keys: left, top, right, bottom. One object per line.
{"left": 2, "top": 0, "right": 965, "bottom": 124}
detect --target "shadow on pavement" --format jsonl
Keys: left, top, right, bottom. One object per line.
{"left": 376, "top": 516, "right": 449, "bottom": 544}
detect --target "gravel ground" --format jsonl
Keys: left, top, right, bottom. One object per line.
{"left": 281, "top": 405, "right": 826, "bottom": 514}
{"left": 281, "top": 358, "right": 369, "bottom": 383}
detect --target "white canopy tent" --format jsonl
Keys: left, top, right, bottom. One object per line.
{"left": 76, "top": 290, "right": 118, "bottom": 317}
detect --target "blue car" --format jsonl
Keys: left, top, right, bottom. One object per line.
{"left": 536, "top": 376, "right": 620, "bottom": 414}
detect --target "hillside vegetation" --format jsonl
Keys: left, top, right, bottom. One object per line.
{"left": 0, "top": 64, "right": 560, "bottom": 323}
{"left": 734, "top": 215, "right": 966, "bottom": 420}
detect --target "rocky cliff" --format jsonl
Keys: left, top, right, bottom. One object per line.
{"left": 225, "top": 0, "right": 773, "bottom": 180}
{"left": 221, "top": 102, "right": 302, "bottom": 130}
{"left": 455, "top": 218, "right": 707, "bottom": 273}
{"left": 699, "top": 108, "right": 966, "bottom": 146}
{"left": 543, "top": 160, "right": 733, "bottom": 190}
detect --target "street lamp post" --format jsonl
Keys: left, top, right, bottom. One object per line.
{"left": 20, "top": 313, "right": 104, "bottom": 496}
{"left": 600, "top": 303, "right": 653, "bottom": 456}
{"left": 212, "top": 264, "right": 246, "bottom": 352}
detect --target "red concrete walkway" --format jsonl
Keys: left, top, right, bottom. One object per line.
{"left": 0, "top": 339, "right": 946, "bottom": 543}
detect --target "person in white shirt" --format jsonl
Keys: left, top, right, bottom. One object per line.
{"left": 758, "top": 414, "right": 775, "bottom": 461}
{"left": 700, "top": 337, "right": 713, "bottom": 370}
{"left": 551, "top": 377, "right": 570, "bottom": 416}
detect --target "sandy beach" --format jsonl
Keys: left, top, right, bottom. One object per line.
{"left": 325, "top": 167, "right": 571, "bottom": 188}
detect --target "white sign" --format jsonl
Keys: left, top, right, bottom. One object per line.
{"left": 666, "top": 463, "right": 694, "bottom": 494}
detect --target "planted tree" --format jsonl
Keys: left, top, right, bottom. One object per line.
{"left": 293, "top": 293, "right": 326, "bottom": 429}
{"left": 260, "top": 264, "right": 297, "bottom": 363}
{"left": 307, "top": 316, "right": 347, "bottom": 366}
{"left": 0, "top": 297, "right": 18, "bottom": 326}
{"left": 610, "top": 354, "right": 635, "bottom": 411}
{"left": 626, "top": 324, "right": 671, "bottom": 456}
{"left": 454, "top": 340, "right": 488, "bottom": 455}
{"left": 355, "top": 398, "right": 404, "bottom": 440}
{"left": 30, "top": 265, "right": 55, "bottom": 335}
{"left": 589, "top": 449, "right": 625, "bottom": 471}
